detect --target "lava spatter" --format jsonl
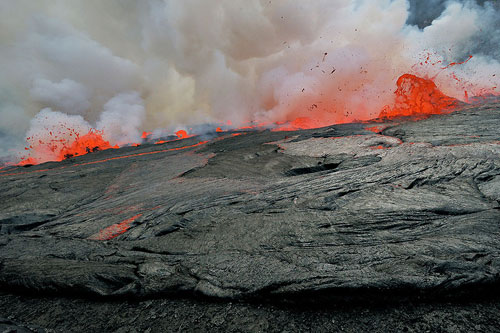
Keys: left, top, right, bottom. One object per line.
{"left": 175, "top": 130, "right": 191, "bottom": 139}
{"left": 379, "top": 74, "right": 460, "bottom": 119}
{"left": 18, "top": 128, "right": 117, "bottom": 166}
{"left": 58, "top": 130, "right": 117, "bottom": 160}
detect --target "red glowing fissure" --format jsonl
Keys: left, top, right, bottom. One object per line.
{"left": 89, "top": 214, "right": 143, "bottom": 241}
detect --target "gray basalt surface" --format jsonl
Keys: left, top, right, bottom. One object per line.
{"left": 0, "top": 103, "right": 499, "bottom": 302}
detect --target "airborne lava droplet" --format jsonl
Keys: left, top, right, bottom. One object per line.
{"left": 18, "top": 129, "right": 116, "bottom": 166}
{"left": 59, "top": 130, "right": 116, "bottom": 160}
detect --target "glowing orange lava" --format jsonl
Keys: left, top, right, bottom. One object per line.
{"left": 141, "top": 131, "right": 152, "bottom": 139}
{"left": 4, "top": 140, "right": 210, "bottom": 177}
{"left": 365, "top": 125, "right": 388, "bottom": 133}
{"left": 14, "top": 58, "right": 494, "bottom": 168}
{"left": 89, "top": 214, "right": 142, "bottom": 240}
{"left": 441, "top": 55, "right": 473, "bottom": 70}
{"left": 229, "top": 73, "right": 462, "bottom": 132}
{"left": 273, "top": 117, "right": 317, "bottom": 131}
{"left": 18, "top": 129, "right": 117, "bottom": 166}
{"left": 176, "top": 130, "right": 191, "bottom": 139}
{"left": 18, "top": 127, "right": 197, "bottom": 166}
{"left": 378, "top": 74, "right": 460, "bottom": 119}
{"left": 58, "top": 130, "right": 117, "bottom": 160}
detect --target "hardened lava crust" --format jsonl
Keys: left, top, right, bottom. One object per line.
{"left": 0, "top": 103, "right": 500, "bottom": 331}
{"left": 1, "top": 103, "right": 499, "bottom": 302}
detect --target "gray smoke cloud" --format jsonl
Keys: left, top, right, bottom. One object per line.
{"left": 0, "top": 0, "right": 499, "bottom": 164}
{"left": 407, "top": 0, "right": 500, "bottom": 60}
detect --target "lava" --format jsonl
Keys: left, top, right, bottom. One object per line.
{"left": 12, "top": 66, "right": 492, "bottom": 167}
{"left": 441, "top": 55, "right": 473, "bottom": 70}
{"left": 58, "top": 130, "right": 117, "bottom": 160}
{"left": 175, "top": 130, "right": 191, "bottom": 139}
{"left": 154, "top": 129, "right": 194, "bottom": 145}
{"left": 89, "top": 213, "right": 143, "bottom": 241}
{"left": 378, "top": 74, "right": 460, "bottom": 119}
{"left": 273, "top": 117, "right": 318, "bottom": 131}
{"left": 2, "top": 140, "right": 210, "bottom": 177}
{"left": 365, "top": 125, "right": 388, "bottom": 133}
{"left": 18, "top": 127, "right": 197, "bottom": 166}
{"left": 18, "top": 129, "right": 117, "bottom": 166}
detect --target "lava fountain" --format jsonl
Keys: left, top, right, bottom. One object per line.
{"left": 15, "top": 71, "right": 483, "bottom": 166}
{"left": 378, "top": 74, "right": 461, "bottom": 119}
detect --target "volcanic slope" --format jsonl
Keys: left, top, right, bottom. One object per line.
{"left": 0, "top": 102, "right": 499, "bottom": 303}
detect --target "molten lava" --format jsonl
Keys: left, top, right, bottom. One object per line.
{"left": 441, "top": 55, "right": 473, "bottom": 70}
{"left": 15, "top": 69, "right": 486, "bottom": 167}
{"left": 18, "top": 129, "right": 117, "bottom": 166}
{"left": 175, "top": 130, "right": 191, "bottom": 139}
{"left": 378, "top": 74, "right": 460, "bottom": 119}
{"left": 89, "top": 214, "right": 143, "bottom": 241}
{"left": 4, "top": 140, "right": 210, "bottom": 177}
{"left": 58, "top": 130, "right": 116, "bottom": 160}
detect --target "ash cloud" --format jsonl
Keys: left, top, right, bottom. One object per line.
{"left": 0, "top": 0, "right": 499, "bottom": 163}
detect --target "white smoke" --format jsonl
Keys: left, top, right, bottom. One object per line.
{"left": 96, "top": 92, "right": 145, "bottom": 145}
{"left": 0, "top": 0, "right": 499, "bottom": 163}
{"left": 23, "top": 108, "right": 92, "bottom": 163}
{"left": 30, "top": 78, "right": 91, "bottom": 115}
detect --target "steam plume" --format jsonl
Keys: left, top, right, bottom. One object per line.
{"left": 0, "top": 0, "right": 499, "bottom": 163}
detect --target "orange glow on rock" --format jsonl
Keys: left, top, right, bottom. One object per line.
{"left": 89, "top": 213, "right": 143, "bottom": 240}
{"left": 141, "top": 131, "right": 152, "bottom": 139}
{"left": 370, "top": 145, "right": 388, "bottom": 150}
{"left": 365, "top": 125, "right": 386, "bottom": 133}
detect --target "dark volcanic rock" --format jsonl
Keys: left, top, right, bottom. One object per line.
{"left": 0, "top": 103, "right": 499, "bottom": 305}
